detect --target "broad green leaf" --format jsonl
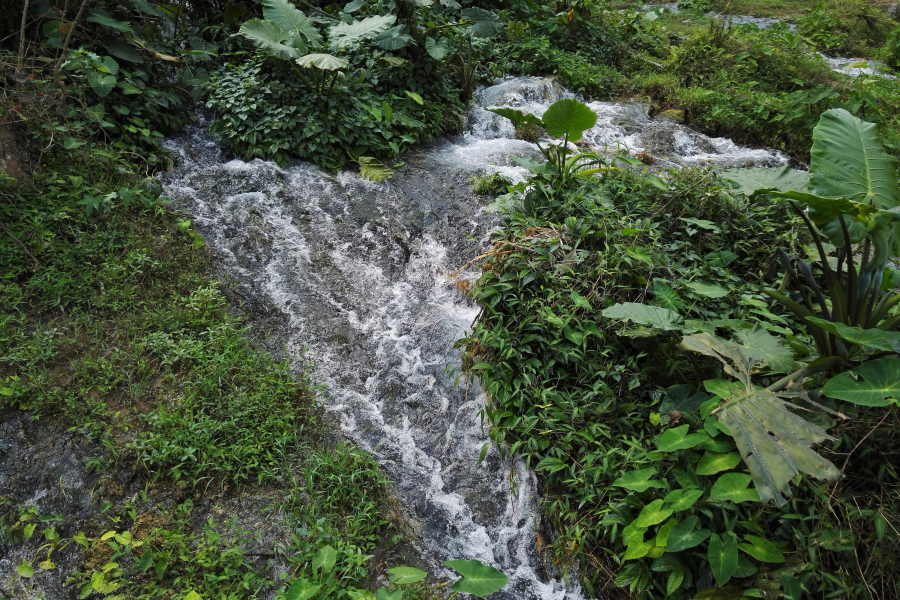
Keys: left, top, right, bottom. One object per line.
{"left": 660, "top": 385, "right": 709, "bottom": 415}
{"left": 376, "top": 588, "right": 402, "bottom": 600}
{"left": 723, "top": 165, "right": 809, "bottom": 197}
{"left": 708, "top": 533, "right": 738, "bottom": 586}
{"left": 708, "top": 473, "right": 760, "bottom": 503}
{"left": 296, "top": 53, "right": 348, "bottom": 70}
{"left": 184, "top": 592, "right": 203, "bottom": 600}
{"left": 387, "top": 566, "right": 427, "bottom": 584}
{"left": 666, "top": 516, "right": 711, "bottom": 552}
{"left": 633, "top": 500, "right": 674, "bottom": 528}
{"left": 88, "top": 72, "right": 116, "bottom": 98}
{"left": 379, "top": 56, "right": 407, "bottom": 67}
{"left": 461, "top": 7, "right": 502, "bottom": 37}
{"left": 263, "top": 0, "right": 322, "bottom": 49}
{"left": 656, "top": 519, "right": 678, "bottom": 547}
{"left": 678, "top": 217, "right": 721, "bottom": 231}
{"left": 239, "top": 19, "right": 300, "bottom": 59}
{"left": 782, "top": 573, "right": 802, "bottom": 600}
{"left": 312, "top": 545, "right": 337, "bottom": 573}
{"left": 680, "top": 333, "right": 840, "bottom": 505}
{"left": 64, "top": 137, "right": 86, "bottom": 149}
{"left": 705, "top": 250, "right": 738, "bottom": 268}
{"left": 738, "top": 535, "right": 785, "bottom": 563}
{"left": 809, "top": 108, "right": 900, "bottom": 210}
{"left": 358, "top": 156, "right": 393, "bottom": 181}
{"left": 656, "top": 424, "right": 709, "bottom": 452}
{"left": 346, "top": 591, "right": 376, "bottom": 600}
{"left": 329, "top": 14, "right": 395, "bottom": 50}
{"left": 696, "top": 451, "right": 742, "bottom": 476}
{"left": 663, "top": 488, "right": 704, "bottom": 512}
{"left": 17, "top": 560, "right": 33, "bottom": 578}
{"left": 735, "top": 324, "right": 793, "bottom": 373}
{"left": 625, "top": 246, "right": 653, "bottom": 264}
{"left": 87, "top": 13, "right": 134, "bottom": 32}
{"left": 602, "top": 302, "right": 683, "bottom": 331}
{"left": 821, "top": 357, "right": 900, "bottom": 406}
{"left": 540, "top": 99, "right": 597, "bottom": 142}
{"left": 287, "top": 578, "right": 322, "bottom": 600}
{"left": 734, "top": 555, "right": 758, "bottom": 577}
{"left": 571, "top": 291, "right": 592, "bottom": 310}
{"left": 511, "top": 155, "right": 559, "bottom": 176}
{"left": 624, "top": 539, "right": 654, "bottom": 559}
{"left": 425, "top": 36, "right": 450, "bottom": 60}
{"left": 612, "top": 468, "right": 667, "bottom": 492}
{"left": 405, "top": 91, "right": 424, "bottom": 105}
{"left": 807, "top": 318, "right": 900, "bottom": 352}
{"left": 444, "top": 559, "right": 509, "bottom": 597}
{"left": 485, "top": 107, "right": 544, "bottom": 128}
{"left": 684, "top": 281, "right": 729, "bottom": 299}
{"left": 667, "top": 567, "right": 685, "bottom": 596}
{"left": 373, "top": 26, "right": 412, "bottom": 50}
{"left": 765, "top": 190, "right": 870, "bottom": 226}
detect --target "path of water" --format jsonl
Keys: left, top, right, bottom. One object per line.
{"left": 159, "top": 77, "right": 786, "bottom": 599}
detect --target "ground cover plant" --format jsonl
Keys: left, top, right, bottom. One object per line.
{"left": 461, "top": 99, "right": 900, "bottom": 598}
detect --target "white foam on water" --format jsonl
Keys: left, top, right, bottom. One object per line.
{"left": 159, "top": 77, "right": 788, "bottom": 599}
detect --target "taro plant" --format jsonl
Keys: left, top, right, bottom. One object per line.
{"left": 486, "top": 98, "right": 612, "bottom": 188}
{"left": 725, "top": 108, "right": 900, "bottom": 389}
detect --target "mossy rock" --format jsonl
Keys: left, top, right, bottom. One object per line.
{"left": 659, "top": 109, "right": 685, "bottom": 123}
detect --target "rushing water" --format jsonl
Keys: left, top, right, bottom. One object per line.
{"left": 158, "top": 77, "right": 786, "bottom": 599}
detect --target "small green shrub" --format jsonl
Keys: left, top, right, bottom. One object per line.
{"left": 798, "top": 0, "right": 898, "bottom": 57}
{"left": 470, "top": 172, "right": 513, "bottom": 196}
{"left": 205, "top": 57, "right": 458, "bottom": 171}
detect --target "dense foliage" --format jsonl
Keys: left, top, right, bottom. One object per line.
{"left": 461, "top": 104, "right": 900, "bottom": 598}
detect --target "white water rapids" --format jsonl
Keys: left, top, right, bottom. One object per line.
{"left": 158, "top": 77, "right": 786, "bottom": 598}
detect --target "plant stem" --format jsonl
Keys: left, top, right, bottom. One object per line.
{"left": 0, "top": 218, "right": 39, "bottom": 268}
{"left": 766, "top": 355, "right": 844, "bottom": 392}
{"left": 18, "top": 0, "right": 30, "bottom": 89}
{"left": 52, "top": 0, "right": 90, "bottom": 113}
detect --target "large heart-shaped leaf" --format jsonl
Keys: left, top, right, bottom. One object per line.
{"left": 709, "top": 473, "right": 761, "bottom": 503}
{"left": 708, "top": 533, "right": 738, "bottom": 586}
{"left": 444, "top": 559, "right": 509, "bottom": 597}
{"left": 540, "top": 98, "right": 597, "bottom": 142}
{"left": 723, "top": 165, "right": 810, "bottom": 197}
{"left": 656, "top": 424, "right": 709, "bottom": 452}
{"left": 807, "top": 318, "right": 900, "bottom": 352}
{"left": 461, "top": 7, "right": 502, "bottom": 37}
{"left": 738, "top": 535, "right": 785, "bottom": 563}
{"left": 653, "top": 279, "right": 685, "bottom": 311}
{"left": 286, "top": 579, "right": 323, "bottom": 600}
{"left": 296, "top": 53, "right": 348, "bottom": 70}
{"left": 387, "top": 566, "right": 427, "bottom": 584}
{"left": 666, "top": 516, "right": 711, "bottom": 552}
{"left": 262, "top": 0, "right": 322, "bottom": 49}
{"left": 633, "top": 500, "right": 674, "bottom": 528}
{"left": 312, "top": 545, "right": 337, "bottom": 573}
{"left": 821, "top": 357, "right": 900, "bottom": 406}
{"left": 612, "top": 468, "right": 667, "bottom": 492}
{"left": 695, "top": 451, "right": 742, "bottom": 476}
{"left": 602, "top": 303, "right": 683, "bottom": 331}
{"left": 239, "top": 19, "right": 300, "bottom": 59}
{"left": 809, "top": 108, "right": 900, "bottom": 210}
{"left": 684, "top": 281, "right": 729, "bottom": 299}
{"left": 663, "top": 488, "right": 704, "bottom": 512}
{"left": 424, "top": 36, "right": 450, "bottom": 60}
{"left": 329, "top": 14, "right": 395, "bottom": 50}
{"left": 88, "top": 72, "right": 117, "bottom": 97}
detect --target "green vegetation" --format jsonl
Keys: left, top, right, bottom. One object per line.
{"left": 462, "top": 99, "right": 900, "bottom": 598}
{"left": 5, "top": 0, "right": 900, "bottom": 598}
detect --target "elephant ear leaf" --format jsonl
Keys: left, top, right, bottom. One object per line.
{"left": 809, "top": 108, "right": 900, "bottom": 209}
{"left": 822, "top": 357, "right": 900, "bottom": 406}
{"left": 723, "top": 165, "right": 809, "bottom": 197}
{"left": 679, "top": 333, "right": 841, "bottom": 506}
{"left": 540, "top": 98, "right": 597, "bottom": 142}
{"left": 262, "top": 0, "right": 322, "bottom": 50}
{"left": 329, "top": 14, "right": 396, "bottom": 50}
{"left": 239, "top": 19, "right": 301, "bottom": 59}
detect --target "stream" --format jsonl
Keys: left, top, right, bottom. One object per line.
{"left": 158, "top": 76, "right": 787, "bottom": 599}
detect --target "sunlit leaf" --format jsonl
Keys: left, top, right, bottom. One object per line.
{"left": 296, "top": 53, "right": 348, "bottom": 70}
{"left": 387, "top": 566, "right": 427, "bottom": 584}
{"left": 695, "top": 451, "right": 742, "bottom": 476}
{"left": 329, "top": 14, "right": 396, "bottom": 50}
{"left": 540, "top": 98, "right": 597, "bottom": 142}
{"left": 666, "top": 516, "right": 711, "bottom": 552}
{"left": 708, "top": 533, "right": 738, "bottom": 586}
{"left": 358, "top": 156, "right": 393, "bottom": 181}
{"left": 443, "top": 559, "right": 509, "bottom": 596}
{"left": 738, "top": 535, "right": 785, "bottom": 563}
{"left": 612, "top": 468, "right": 667, "bottom": 492}
{"left": 656, "top": 424, "right": 709, "bottom": 452}
{"left": 634, "top": 500, "right": 674, "bottom": 528}
{"left": 709, "top": 473, "right": 761, "bottom": 503}
{"left": 602, "top": 303, "right": 683, "bottom": 331}
{"left": 262, "top": 0, "right": 322, "bottom": 49}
